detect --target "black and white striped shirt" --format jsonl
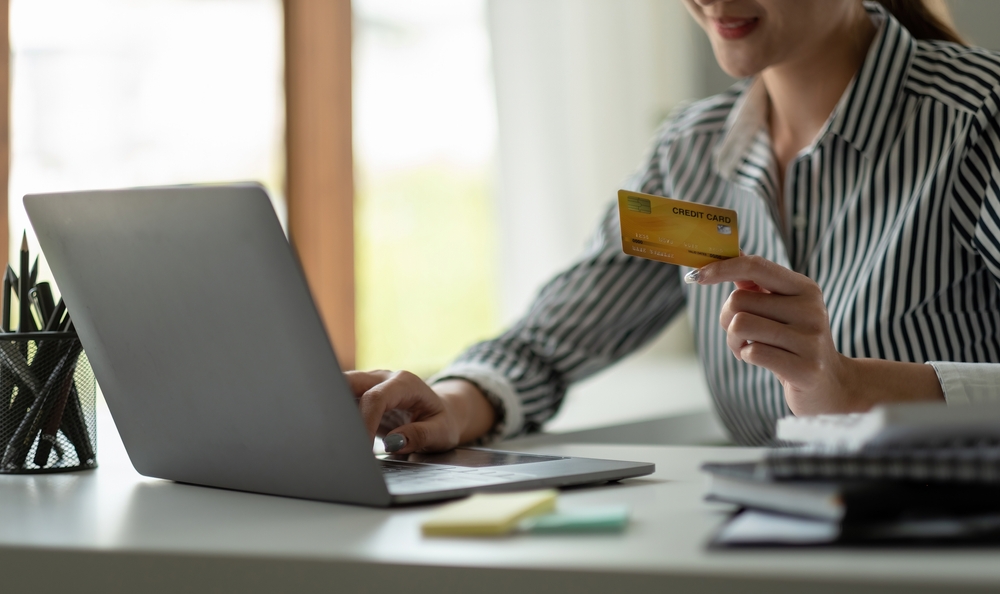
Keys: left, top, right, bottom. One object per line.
{"left": 434, "top": 4, "right": 1000, "bottom": 446}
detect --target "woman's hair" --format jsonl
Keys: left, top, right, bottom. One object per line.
{"left": 874, "top": 0, "right": 966, "bottom": 44}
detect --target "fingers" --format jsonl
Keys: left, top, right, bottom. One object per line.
{"left": 719, "top": 289, "right": 804, "bottom": 329}
{"left": 724, "top": 311, "right": 799, "bottom": 361}
{"left": 737, "top": 341, "right": 804, "bottom": 384}
{"left": 378, "top": 408, "right": 411, "bottom": 435}
{"left": 350, "top": 370, "right": 452, "bottom": 455}
{"left": 345, "top": 370, "right": 393, "bottom": 398}
{"left": 384, "top": 419, "right": 459, "bottom": 455}
{"left": 357, "top": 371, "right": 430, "bottom": 439}
{"left": 693, "top": 254, "right": 815, "bottom": 296}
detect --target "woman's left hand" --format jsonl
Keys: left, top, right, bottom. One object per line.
{"left": 687, "top": 254, "right": 860, "bottom": 416}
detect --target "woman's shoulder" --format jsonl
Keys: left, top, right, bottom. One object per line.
{"left": 654, "top": 80, "right": 749, "bottom": 144}
{"left": 908, "top": 39, "right": 1000, "bottom": 114}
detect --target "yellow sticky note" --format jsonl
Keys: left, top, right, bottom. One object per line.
{"left": 618, "top": 189, "right": 739, "bottom": 268}
{"left": 421, "top": 489, "right": 558, "bottom": 537}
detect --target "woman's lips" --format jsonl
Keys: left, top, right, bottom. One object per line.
{"left": 713, "top": 17, "right": 759, "bottom": 40}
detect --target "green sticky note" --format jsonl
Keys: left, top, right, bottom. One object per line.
{"left": 519, "top": 505, "right": 630, "bottom": 534}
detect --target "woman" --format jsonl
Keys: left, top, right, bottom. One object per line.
{"left": 350, "top": 0, "right": 1000, "bottom": 452}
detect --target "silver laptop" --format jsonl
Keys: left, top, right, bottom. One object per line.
{"left": 24, "top": 183, "right": 653, "bottom": 506}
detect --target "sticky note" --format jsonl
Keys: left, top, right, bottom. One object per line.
{"left": 617, "top": 189, "right": 739, "bottom": 268}
{"left": 421, "top": 489, "right": 558, "bottom": 537}
{"left": 518, "top": 505, "right": 631, "bottom": 534}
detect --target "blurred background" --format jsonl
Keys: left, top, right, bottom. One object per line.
{"left": 7, "top": 0, "right": 1000, "bottom": 434}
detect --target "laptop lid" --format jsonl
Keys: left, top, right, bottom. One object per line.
{"left": 26, "top": 184, "right": 392, "bottom": 506}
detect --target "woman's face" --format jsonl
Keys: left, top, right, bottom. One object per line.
{"left": 681, "top": 0, "right": 865, "bottom": 78}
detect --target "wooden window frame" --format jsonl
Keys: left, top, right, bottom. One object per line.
{"left": 284, "top": 0, "right": 356, "bottom": 369}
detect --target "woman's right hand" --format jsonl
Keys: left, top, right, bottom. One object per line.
{"left": 345, "top": 370, "right": 496, "bottom": 455}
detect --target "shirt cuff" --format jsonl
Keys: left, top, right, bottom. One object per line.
{"left": 428, "top": 363, "right": 525, "bottom": 443}
{"left": 926, "top": 361, "right": 1000, "bottom": 405}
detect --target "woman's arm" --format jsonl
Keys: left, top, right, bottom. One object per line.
{"left": 347, "top": 202, "right": 687, "bottom": 453}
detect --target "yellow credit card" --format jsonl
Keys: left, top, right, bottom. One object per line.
{"left": 617, "top": 189, "right": 739, "bottom": 268}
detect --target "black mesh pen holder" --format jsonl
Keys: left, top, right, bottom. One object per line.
{"left": 0, "top": 332, "right": 96, "bottom": 473}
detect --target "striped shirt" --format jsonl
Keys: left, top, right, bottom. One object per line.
{"left": 433, "top": 4, "right": 1000, "bottom": 446}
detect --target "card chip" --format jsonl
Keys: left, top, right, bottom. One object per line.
{"left": 717, "top": 225, "right": 732, "bottom": 235}
{"left": 627, "top": 196, "right": 651, "bottom": 214}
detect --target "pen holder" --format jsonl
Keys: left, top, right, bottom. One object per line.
{"left": 0, "top": 332, "right": 97, "bottom": 473}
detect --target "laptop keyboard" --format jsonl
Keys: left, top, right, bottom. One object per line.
{"left": 379, "top": 459, "right": 534, "bottom": 493}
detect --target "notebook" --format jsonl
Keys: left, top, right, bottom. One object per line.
{"left": 702, "top": 461, "right": 1000, "bottom": 522}
{"left": 776, "top": 401, "right": 1000, "bottom": 450}
{"left": 24, "top": 183, "right": 655, "bottom": 506}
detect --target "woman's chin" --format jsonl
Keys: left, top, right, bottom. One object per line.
{"left": 714, "top": 53, "right": 765, "bottom": 79}
{"left": 719, "top": 62, "right": 763, "bottom": 78}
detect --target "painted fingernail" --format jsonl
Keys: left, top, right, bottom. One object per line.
{"left": 683, "top": 269, "right": 701, "bottom": 284}
{"left": 384, "top": 433, "right": 406, "bottom": 453}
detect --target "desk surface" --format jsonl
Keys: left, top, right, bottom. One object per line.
{"left": 2, "top": 409, "right": 1000, "bottom": 594}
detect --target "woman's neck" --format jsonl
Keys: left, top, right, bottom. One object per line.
{"left": 762, "top": 10, "right": 877, "bottom": 178}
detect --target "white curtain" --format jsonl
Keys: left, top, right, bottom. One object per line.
{"left": 487, "top": 0, "right": 703, "bottom": 323}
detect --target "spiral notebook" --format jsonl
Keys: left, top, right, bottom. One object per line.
{"left": 760, "top": 442, "right": 1000, "bottom": 483}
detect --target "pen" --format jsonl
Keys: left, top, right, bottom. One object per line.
{"left": 1, "top": 266, "right": 9, "bottom": 333}
{"left": 60, "top": 382, "right": 94, "bottom": 466}
{"left": 57, "top": 382, "right": 93, "bottom": 466}
{"left": 45, "top": 298, "right": 66, "bottom": 332}
{"left": 5, "top": 266, "right": 16, "bottom": 301}
{"left": 33, "top": 348, "right": 80, "bottom": 467}
{"left": 18, "top": 232, "right": 29, "bottom": 333}
{"left": 29, "top": 283, "right": 54, "bottom": 331}
{"left": 2, "top": 340, "right": 80, "bottom": 469}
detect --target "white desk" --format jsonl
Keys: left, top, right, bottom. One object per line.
{"left": 2, "top": 411, "right": 1000, "bottom": 594}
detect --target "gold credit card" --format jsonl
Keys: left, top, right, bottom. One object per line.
{"left": 617, "top": 189, "right": 739, "bottom": 268}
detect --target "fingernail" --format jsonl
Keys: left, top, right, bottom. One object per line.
{"left": 683, "top": 269, "right": 701, "bottom": 284}
{"left": 384, "top": 433, "right": 406, "bottom": 453}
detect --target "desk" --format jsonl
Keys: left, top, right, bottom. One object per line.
{"left": 2, "top": 410, "right": 1000, "bottom": 594}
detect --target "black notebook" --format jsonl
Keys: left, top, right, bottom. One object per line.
{"left": 703, "top": 461, "right": 1000, "bottom": 522}
{"left": 710, "top": 508, "right": 1000, "bottom": 547}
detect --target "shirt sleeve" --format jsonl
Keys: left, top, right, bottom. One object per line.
{"left": 430, "top": 131, "right": 687, "bottom": 441}
{"left": 935, "top": 84, "right": 1000, "bottom": 404}
{"left": 927, "top": 362, "right": 1000, "bottom": 405}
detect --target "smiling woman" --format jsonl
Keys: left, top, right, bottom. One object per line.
{"left": 344, "top": 0, "right": 1000, "bottom": 454}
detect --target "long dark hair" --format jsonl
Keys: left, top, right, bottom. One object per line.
{"left": 875, "top": 0, "right": 965, "bottom": 44}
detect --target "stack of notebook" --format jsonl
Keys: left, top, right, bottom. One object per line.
{"left": 703, "top": 402, "right": 1000, "bottom": 546}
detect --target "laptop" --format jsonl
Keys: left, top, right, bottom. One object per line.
{"left": 24, "top": 183, "right": 654, "bottom": 506}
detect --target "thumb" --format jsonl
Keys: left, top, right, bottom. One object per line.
{"left": 383, "top": 419, "right": 455, "bottom": 455}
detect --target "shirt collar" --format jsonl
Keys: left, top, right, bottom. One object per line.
{"left": 714, "top": 2, "right": 916, "bottom": 181}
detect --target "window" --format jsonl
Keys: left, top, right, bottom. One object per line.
{"left": 10, "top": 0, "right": 284, "bottom": 263}
{"left": 354, "top": 0, "right": 499, "bottom": 375}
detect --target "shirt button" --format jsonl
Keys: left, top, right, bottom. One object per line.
{"left": 792, "top": 214, "right": 808, "bottom": 230}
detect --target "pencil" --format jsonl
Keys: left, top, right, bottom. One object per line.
{"left": 28, "top": 255, "right": 38, "bottom": 289}
{"left": 1, "top": 266, "right": 9, "bottom": 333}
{"left": 45, "top": 298, "right": 66, "bottom": 332}
{"left": 18, "top": 233, "right": 29, "bottom": 333}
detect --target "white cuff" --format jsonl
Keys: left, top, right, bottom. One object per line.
{"left": 428, "top": 363, "right": 525, "bottom": 442}
{"left": 927, "top": 361, "right": 1000, "bottom": 405}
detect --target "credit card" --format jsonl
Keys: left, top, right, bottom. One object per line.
{"left": 617, "top": 189, "right": 739, "bottom": 268}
